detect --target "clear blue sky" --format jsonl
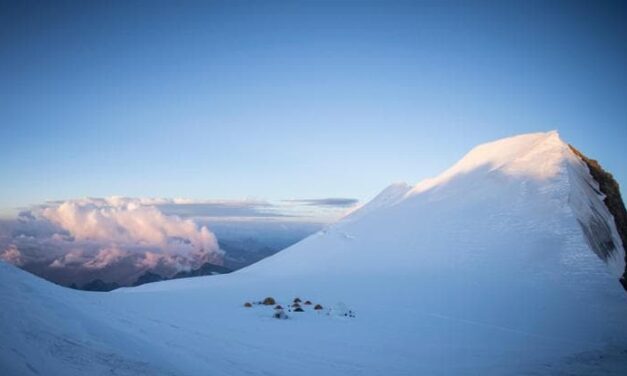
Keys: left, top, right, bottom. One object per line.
{"left": 1, "top": 0, "right": 626, "bottom": 216}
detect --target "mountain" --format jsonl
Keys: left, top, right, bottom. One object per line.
{"left": 1, "top": 131, "right": 626, "bottom": 375}
{"left": 69, "top": 264, "right": 231, "bottom": 291}
{"left": 171, "top": 262, "right": 232, "bottom": 279}
{"left": 80, "top": 279, "right": 120, "bottom": 292}
{"left": 132, "top": 271, "right": 166, "bottom": 287}
{"left": 219, "top": 238, "right": 284, "bottom": 270}
{"left": 130, "top": 263, "right": 232, "bottom": 288}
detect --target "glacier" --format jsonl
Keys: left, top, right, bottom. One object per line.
{"left": 1, "top": 131, "right": 626, "bottom": 375}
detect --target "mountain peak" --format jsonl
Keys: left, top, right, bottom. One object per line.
{"left": 408, "top": 131, "right": 569, "bottom": 197}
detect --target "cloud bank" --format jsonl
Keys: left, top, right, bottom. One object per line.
{"left": 154, "top": 197, "right": 360, "bottom": 220}
{"left": 0, "top": 197, "right": 222, "bottom": 286}
{"left": 0, "top": 196, "right": 359, "bottom": 287}
{"left": 282, "top": 198, "right": 360, "bottom": 208}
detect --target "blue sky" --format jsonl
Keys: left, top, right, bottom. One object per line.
{"left": 1, "top": 0, "right": 626, "bottom": 217}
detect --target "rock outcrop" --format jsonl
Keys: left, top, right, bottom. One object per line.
{"left": 569, "top": 145, "right": 627, "bottom": 290}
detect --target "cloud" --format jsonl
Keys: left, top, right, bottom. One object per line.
{"left": 154, "top": 197, "right": 360, "bottom": 221}
{"left": 282, "top": 198, "right": 360, "bottom": 208}
{"left": 0, "top": 196, "right": 360, "bottom": 286}
{"left": 39, "top": 198, "right": 218, "bottom": 252}
{"left": 155, "top": 200, "right": 292, "bottom": 219}
{"left": 0, "top": 244, "right": 23, "bottom": 266}
{"left": 1, "top": 197, "right": 223, "bottom": 285}
{"left": 83, "top": 246, "right": 127, "bottom": 269}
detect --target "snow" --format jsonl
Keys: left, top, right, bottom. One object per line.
{"left": 340, "top": 181, "right": 412, "bottom": 223}
{"left": 1, "top": 131, "right": 627, "bottom": 375}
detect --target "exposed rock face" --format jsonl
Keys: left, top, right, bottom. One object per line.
{"left": 569, "top": 145, "right": 627, "bottom": 290}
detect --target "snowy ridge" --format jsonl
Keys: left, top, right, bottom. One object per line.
{"left": 2, "top": 131, "right": 627, "bottom": 375}
{"left": 339, "top": 131, "right": 626, "bottom": 277}
{"left": 243, "top": 131, "right": 625, "bottom": 279}
{"left": 339, "top": 182, "right": 412, "bottom": 223}
{"left": 407, "top": 131, "right": 568, "bottom": 197}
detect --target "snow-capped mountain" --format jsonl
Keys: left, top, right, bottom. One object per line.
{"left": 1, "top": 131, "right": 626, "bottom": 375}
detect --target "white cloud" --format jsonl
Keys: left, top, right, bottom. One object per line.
{"left": 0, "top": 195, "right": 358, "bottom": 286}
{"left": 1, "top": 197, "right": 223, "bottom": 285}
{"left": 40, "top": 198, "right": 219, "bottom": 253}
{"left": 0, "top": 244, "right": 23, "bottom": 266}
{"left": 83, "top": 246, "right": 127, "bottom": 269}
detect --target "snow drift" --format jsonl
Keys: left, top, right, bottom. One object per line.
{"left": 1, "top": 131, "right": 626, "bottom": 375}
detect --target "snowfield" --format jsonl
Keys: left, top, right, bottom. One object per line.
{"left": 1, "top": 131, "right": 626, "bottom": 375}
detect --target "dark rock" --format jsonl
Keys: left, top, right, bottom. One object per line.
{"left": 570, "top": 145, "right": 627, "bottom": 291}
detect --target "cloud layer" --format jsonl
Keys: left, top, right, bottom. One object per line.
{"left": 0, "top": 197, "right": 222, "bottom": 285}
{"left": 282, "top": 198, "right": 360, "bottom": 208}
{"left": 0, "top": 196, "right": 359, "bottom": 287}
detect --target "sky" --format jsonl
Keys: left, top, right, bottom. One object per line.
{"left": 1, "top": 0, "right": 626, "bottom": 217}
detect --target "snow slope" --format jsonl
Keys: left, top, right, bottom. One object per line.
{"left": 1, "top": 131, "right": 626, "bottom": 375}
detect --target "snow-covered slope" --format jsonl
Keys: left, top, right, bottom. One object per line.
{"left": 2, "top": 131, "right": 626, "bottom": 375}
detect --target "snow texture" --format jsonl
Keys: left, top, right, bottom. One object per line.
{"left": 1, "top": 131, "right": 626, "bottom": 375}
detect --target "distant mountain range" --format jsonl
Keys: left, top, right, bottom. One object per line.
{"left": 74, "top": 262, "right": 233, "bottom": 291}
